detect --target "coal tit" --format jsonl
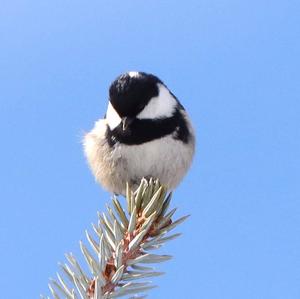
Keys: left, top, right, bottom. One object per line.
{"left": 84, "top": 71, "right": 195, "bottom": 195}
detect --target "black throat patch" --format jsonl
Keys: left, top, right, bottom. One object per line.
{"left": 106, "top": 109, "right": 190, "bottom": 146}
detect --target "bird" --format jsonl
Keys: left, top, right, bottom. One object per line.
{"left": 83, "top": 71, "right": 195, "bottom": 195}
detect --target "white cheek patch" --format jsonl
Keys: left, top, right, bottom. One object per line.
{"left": 106, "top": 102, "right": 121, "bottom": 130}
{"left": 137, "top": 84, "right": 177, "bottom": 120}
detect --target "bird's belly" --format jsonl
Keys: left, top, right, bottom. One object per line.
{"left": 84, "top": 120, "right": 194, "bottom": 195}
{"left": 114, "top": 135, "right": 194, "bottom": 191}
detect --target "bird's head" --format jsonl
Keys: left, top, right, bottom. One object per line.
{"left": 106, "top": 71, "right": 178, "bottom": 130}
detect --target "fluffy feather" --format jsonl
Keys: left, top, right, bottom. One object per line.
{"left": 83, "top": 72, "right": 195, "bottom": 195}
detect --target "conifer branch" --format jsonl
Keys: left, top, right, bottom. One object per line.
{"left": 42, "top": 178, "right": 189, "bottom": 299}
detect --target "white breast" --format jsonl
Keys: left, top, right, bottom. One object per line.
{"left": 83, "top": 113, "right": 195, "bottom": 195}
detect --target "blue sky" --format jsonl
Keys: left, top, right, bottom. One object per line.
{"left": 0, "top": 0, "right": 299, "bottom": 298}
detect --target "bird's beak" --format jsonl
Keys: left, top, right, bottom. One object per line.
{"left": 121, "top": 117, "right": 134, "bottom": 131}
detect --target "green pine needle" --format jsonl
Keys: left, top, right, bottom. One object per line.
{"left": 43, "top": 178, "right": 189, "bottom": 299}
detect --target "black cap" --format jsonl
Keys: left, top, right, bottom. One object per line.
{"left": 109, "top": 72, "right": 163, "bottom": 117}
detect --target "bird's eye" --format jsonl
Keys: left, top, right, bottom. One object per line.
{"left": 138, "top": 104, "right": 145, "bottom": 111}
